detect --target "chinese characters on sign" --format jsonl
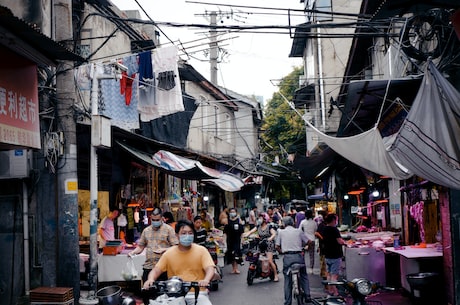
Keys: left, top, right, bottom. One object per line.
{"left": 0, "top": 47, "right": 41, "bottom": 149}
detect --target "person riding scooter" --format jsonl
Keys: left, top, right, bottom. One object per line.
{"left": 143, "top": 219, "right": 215, "bottom": 305}
{"left": 244, "top": 212, "right": 279, "bottom": 282}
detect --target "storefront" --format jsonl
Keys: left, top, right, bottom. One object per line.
{"left": 77, "top": 124, "right": 245, "bottom": 244}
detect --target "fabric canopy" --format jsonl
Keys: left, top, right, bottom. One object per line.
{"left": 389, "top": 61, "right": 460, "bottom": 189}
{"left": 118, "top": 142, "right": 244, "bottom": 192}
{"left": 302, "top": 121, "right": 412, "bottom": 180}
{"left": 296, "top": 61, "right": 460, "bottom": 188}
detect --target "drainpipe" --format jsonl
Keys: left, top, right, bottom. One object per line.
{"left": 23, "top": 180, "right": 30, "bottom": 296}
{"left": 87, "top": 63, "right": 100, "bottom": 299}
{"left": 317, "top": 26, "right": 326, "bottom": 132}
{"left": 85, "top": 64, "right": 119, "bottom": 302}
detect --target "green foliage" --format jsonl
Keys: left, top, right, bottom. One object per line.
{"left": 261, "top": 67, "right": 305, "bottom": 162}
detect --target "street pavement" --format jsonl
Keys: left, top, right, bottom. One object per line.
{"left": 209, "top": 250, "right": 413, "bottom": 305}
{"left": 82, "top": 247, "right": 413, "bottom": 305}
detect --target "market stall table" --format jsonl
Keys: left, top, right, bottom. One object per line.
{"left": 384, "top": 244, "right": 442, "bottom": 292}
{"left": 97, "top": 251, "right": 145, "bottom": 282}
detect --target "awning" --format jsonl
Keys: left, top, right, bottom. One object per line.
{"left": 338, "top": 77, "right": 422, "bottom": 137}
{"left": 0, "top": 6, "right": 84, "bottom": 65}
{"left": 292, "top": 84, "right": 315, "bottom": 108}
{"left": 289, "top": 22, "right": 311, "bottom": 58}
{"left": 292, "top": 147, "right": 338, "bottom": 184}
{"left": 118, "top": 142, "right": 244, "bottom": 192}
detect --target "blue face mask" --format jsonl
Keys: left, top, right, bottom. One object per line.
{"left": 179, "top": 234, "right": 194, "bottom": 247}
{"left": 151, "top": 220, "right": 162, "bottom": 228}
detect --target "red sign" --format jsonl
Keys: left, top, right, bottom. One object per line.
{"left": 0, "top": 46, "right": 41, "bottom": 148}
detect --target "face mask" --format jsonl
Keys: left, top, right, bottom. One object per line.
{"left": 257, "top": 219, "right": 263, "bottom": 225}
{"left": 151, "top": 220, "right": 162, "bottom": 228}
{"left": 179, "top": 234, "right": 194, "bottom": 247}
{"left": 229, "top": 212, "right": 237, "bottom": 218}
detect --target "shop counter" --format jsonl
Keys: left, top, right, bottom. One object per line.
{"left": 79, "top": 252, "right": 146, "bottom": 282}
{"left": 98, "top": 252, "right": 146, "bottom": 282}
{"left": 344, "top": 247, "right": 386, "bottom": 285}
{"left": 384, "top": 245, "right": 442, "bottom": 291}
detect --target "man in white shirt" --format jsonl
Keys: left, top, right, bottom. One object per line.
{"left": 299, "top": 209, "right": 318, "bottom": 273}
{"left": 276, "top": 217, "right": 312, "bottom": 305}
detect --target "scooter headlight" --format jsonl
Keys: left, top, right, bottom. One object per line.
{"left": 166, "top": 277, "right": 183, "bottom": 294}
{"left": 353, "top": 278, "right": 373, "bottom": 295}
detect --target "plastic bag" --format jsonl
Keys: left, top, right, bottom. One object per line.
{"left": 121, "top": 257, "right": 138, "bottom": 281}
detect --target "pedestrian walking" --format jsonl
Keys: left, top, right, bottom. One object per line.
{"left": 224, "top": 207, "right": 244, "bottom": 274}
{"left": 321, "top": 213, "right": 346, "bottom": 296}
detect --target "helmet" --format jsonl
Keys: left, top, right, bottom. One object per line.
{"left": 261, "top": 213, "right": 270, "bottom": 223}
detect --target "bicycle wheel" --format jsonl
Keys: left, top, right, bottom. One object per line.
{"left": 293, "top": 272, "right": 306, "bottom": 305}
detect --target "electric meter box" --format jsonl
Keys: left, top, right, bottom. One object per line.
{"left": 0, "top": 149, "right": 31, "bottom": 179}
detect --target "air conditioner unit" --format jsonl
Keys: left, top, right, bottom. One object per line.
{"left": 0, "top": 149, "right": 31, "bottom": 179}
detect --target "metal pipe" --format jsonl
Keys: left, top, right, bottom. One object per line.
{"left": 317, "top": 26, "right": 326, "bottom": 131}
{"left": 88, "top": 63, "right": 99, "bottom": 296}
{"left": 23, "top": 180, "right": 30, "bottom": 295}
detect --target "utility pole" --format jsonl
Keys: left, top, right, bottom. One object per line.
{"left": 209, "top": 11, "right": 218, "bottom": 84}
{"left": 54, "top": 0, "right": 80, "bottom": 300}
{"left": 196, "top": 10, "right": 234, "bottom": 85}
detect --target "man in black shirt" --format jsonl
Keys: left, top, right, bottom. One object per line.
{"left": 193, "top": 215, "right": 207, "bottom": 246}
{"left": 321, "top": 213, "right": 345, "bottom": 296}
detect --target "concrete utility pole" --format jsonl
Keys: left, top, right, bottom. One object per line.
{"left": 197, "top": 10, "right": 233, "bottom": 85}
{"left": 54, "top": 0, "right": 80, "bottom": 300}
{"left": 209, "top": 11, "right": 218, "bottom": 84}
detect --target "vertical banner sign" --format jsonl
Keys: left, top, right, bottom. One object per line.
{"left": 0, "top": 46, "right": 41, "bottom": 149}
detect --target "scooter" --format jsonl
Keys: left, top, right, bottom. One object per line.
{"left": 311, "top": 278, "right": 394, "bottom": 305}
{"left": 204, "top": 239, "right": 223, "bottom": 291}
{"left": 245, "top": 238, "right": 278, "bottom": 285}
{"left": 140, "top": 277, "right": 205, "bottom": 305}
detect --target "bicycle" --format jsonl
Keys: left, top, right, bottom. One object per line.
{"left": 287, "top": 262, "right": 309, "bottom": 305}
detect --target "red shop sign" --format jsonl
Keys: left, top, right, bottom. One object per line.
{"left": 0, "top": 46, "right": 41, "bottom": 149}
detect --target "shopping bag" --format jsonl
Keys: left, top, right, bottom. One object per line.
{"left": 121, "top": 257, "right": 138, "bottom": 281}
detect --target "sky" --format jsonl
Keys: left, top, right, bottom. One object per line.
{"left": 110, "top": 0, "right": 305, "bottom": 103}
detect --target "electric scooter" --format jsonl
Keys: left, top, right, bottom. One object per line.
{"left": 311, "top": 278, "right": 394, "bottom": 305}
{"left": 245, "top": 238, "right": 278, "bottom": 285}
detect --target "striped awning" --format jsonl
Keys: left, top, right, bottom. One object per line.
{"left": 118, "top": 142, "right": 244, "bottom": 192}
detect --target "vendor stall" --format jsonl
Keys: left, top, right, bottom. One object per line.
{"left": 98, "top": 252, "right": 146, "bottom": 282}
{"left": 343, "top": 231, "right": 394, "bottom": 285}
{"left": 384, "top": 244, "right": 442, "bottom": 292}
{"left": 79, "top": 251, "right": 146, "bottom": 283}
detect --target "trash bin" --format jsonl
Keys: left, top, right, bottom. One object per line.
{"left": 406, "top": 272, "right": 440, "bottom": 305}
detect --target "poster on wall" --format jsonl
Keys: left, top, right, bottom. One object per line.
{"left": 0, "top": 46, "right": 40, "bottom": 149}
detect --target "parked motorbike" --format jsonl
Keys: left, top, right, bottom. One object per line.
{"left": 311, "top": 278, "right": 394, "bottom": 305}
{"left": 245, "top": 238, "right": 278, "bottom": 285}
{"left": 204, "top": 239, "right": 223, "bottom": 291}
{"left": 141, "top": 277, "right": 205, "bottom": 305}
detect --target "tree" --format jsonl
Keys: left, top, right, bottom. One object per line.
{"left": 260, "top": 67, "right": 306, "bottom": 202}
{"left": 261, "top": 66, "right": 305, "bottom": 164}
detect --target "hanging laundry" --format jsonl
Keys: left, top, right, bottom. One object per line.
{"left": 99, "top": 63, "right": 140, "bottom": 130}
{"left": 119, "top": 55, "right": 138, "bottom": 105}
{"left": 139, "top": 45, "right": 184, "bottom": 121}
{"left": 137, "top": 51, "right": 156, "bottom": 117}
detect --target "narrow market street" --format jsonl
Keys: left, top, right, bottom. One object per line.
{"left": 209, "top": 250, "right": 412, "bottom": 305}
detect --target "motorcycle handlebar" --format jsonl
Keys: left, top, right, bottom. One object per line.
{"left": 142, "top": 281, "right": 211, "bottom": 290}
